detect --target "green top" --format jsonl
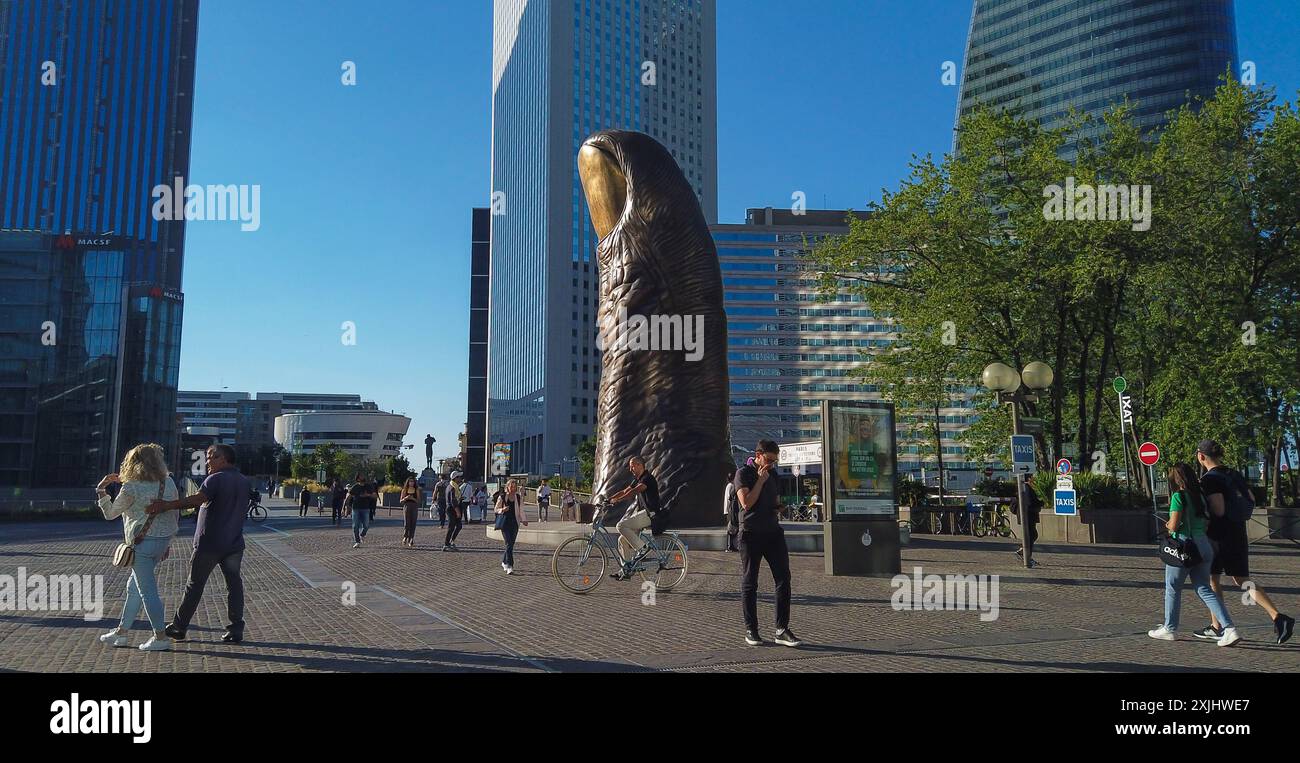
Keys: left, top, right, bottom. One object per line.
{"left": 1169, "top": 490, "right": 1207, "bottom": 539}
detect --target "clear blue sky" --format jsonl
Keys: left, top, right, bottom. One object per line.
{"left": 180, "top": 0, "right": 1300, "bottom": 466}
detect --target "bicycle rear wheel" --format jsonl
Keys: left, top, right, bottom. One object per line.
{"left": 995, "top": 516, "right": 1012, "bottom": 537}
{"left": 552, "top": 536, "right": 607, "bottom": 594}
{"left": 972, "top": 513, "right": 989, "bottom": 537}
{"left": 249, "top": 504, "right": 267, "bottom": 523}
{"left": 638, "top": 534, "right": 688, "bottom": 592}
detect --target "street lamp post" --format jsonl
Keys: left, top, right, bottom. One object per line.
{"left": 982, "top": 361, "right": 1054, "bottom": 568}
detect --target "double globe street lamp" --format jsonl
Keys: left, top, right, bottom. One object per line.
{"left": 981, "top": 361, "right": 1054, "bottom": 568}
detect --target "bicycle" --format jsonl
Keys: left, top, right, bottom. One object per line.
{"left": 551, "top": 498, "right": 688, "bottom": 594}
{"left": 247, "top": 492, "right": 267, "bottom": 523}
{"left": 972, "top": 502, "right": 1012, "bottom": 538}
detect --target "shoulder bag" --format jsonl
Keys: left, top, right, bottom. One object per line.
{"left": 1157, "top": 493, "right": 1202, "bottom": 568}
{"left": 111, "top": 480, "right": 166, "bottom": 569}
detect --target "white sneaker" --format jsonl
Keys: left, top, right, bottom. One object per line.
{"left": 352, "top": 542, "right": 360, "bottom": 549}
{"left": 501, "top": 562, "right": 509, "bottom": 572}
{"left": 505, "top": 566, "right": 514, "bottom": 575}
{"left": 1217, "top": 627, "right": 1242, "bottom": 647}
{"left": 1148, "top": 625, "right": 1176, "bottom": 641}
{"left": 98, "top": 628, "right": 128, "bottom": 647}
{"left": 138, "top": 636, "right": 171, "bottom": 652}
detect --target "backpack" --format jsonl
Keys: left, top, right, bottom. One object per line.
{"left": 1223, "top": 468, "right": 1256, "bottom": 523}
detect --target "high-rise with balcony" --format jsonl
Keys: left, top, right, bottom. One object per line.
{"left": 0, "top": 0, "right": 199, "bottom": 490}
{"left": 487, "top": 0, "right": 717, "bottom": 475}
{"left": 957, "top": 0, "right": 1238, "bottom": 144}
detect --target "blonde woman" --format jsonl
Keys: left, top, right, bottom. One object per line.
{"left": 400, "top": 477, "right": 422, "bottom": 547}
{"left": 95, "top": 443, "right": 180, "bottom": 651}
{"left": 494, "top": 478, "right": 528, "bottom": 574}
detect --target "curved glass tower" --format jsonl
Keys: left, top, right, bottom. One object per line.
{"left": 957, "top": 0, "right": 1238, "bottom": 142}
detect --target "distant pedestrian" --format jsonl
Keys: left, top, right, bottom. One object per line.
{"left": 347, "top": 474, "right": 370, "bottom": 548}
{"left": 443, "top": 472, "right": 466, "bottom": 551}
{"left": 1197, "top": 440, "right": 1293, "bottom": 644}
{"left": 495, "top": 478, "right": 528, "bottom": 574}
{"left": 331, "top": 478, "right": 346, "bottom": 525}
{"left": 537, "top": 478, "right": 552, "bottom": 522}
{"left": 433, "top": 475, "right": 448, "bottom": 527}
{"left": 1012, "top": 479, "right": 1042, "bottom": 567}
{"left": 148, "top": 443, "right": 251, "bottom": 644}
{"left": 475, "top": 485, "right": 489, "bottom": 520}
{"left": 96, "top": 444, "right": 181, "bottom": 652}
{"left": 735, "top": 440, "right": 801, "bottom": 648}
{"left": 561, "top": 488, "right": 577, "bottom": 522}
{"left": 299, "top": 484, "right": 311, "bottom": 518}
{"left": 400, "top": 477, "right": 422, "bottom": 548}
{"left": 1149, "top": 462, "right": 1239, "bottom": 646}
{"left": 723, "top": 468, "right": 739, "bottom": 552}
{"left": 367, "top": 477, "right": 378, "bottom": 522}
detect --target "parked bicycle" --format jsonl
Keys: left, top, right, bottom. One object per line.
{"left": 551, "top": 497, "right": 688, "bottom": 594}
{"left": 972, "top": 502, "right": 1012, "bottom": 538}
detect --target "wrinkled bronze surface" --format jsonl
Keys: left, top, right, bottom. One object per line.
{"left": 578, "top": 130, "right": 731, "bottom": 527}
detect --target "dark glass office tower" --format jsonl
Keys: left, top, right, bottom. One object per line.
{"left": 957, "top": 0, "right": 1238, "bottom": 143}
{"left": 0, "top": 0, "right": 198, "bottom": 491}
{"left": 465, "top": 208, "right": 489, "bottom": 484}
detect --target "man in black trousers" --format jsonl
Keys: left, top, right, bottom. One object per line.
{"left": 735, "top": 440, "right": 802, "bottom": 648}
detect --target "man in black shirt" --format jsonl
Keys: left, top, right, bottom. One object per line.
{"left": 608, "top": 456, "right": 659, "bottom": 579}
{"left": 1197, "top": 440, "right": 1293, "bottom": 644}
{"left": 735, "top": 440, "right": 802, "bottom": 648}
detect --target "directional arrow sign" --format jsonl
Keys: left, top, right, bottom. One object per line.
{"left": 1138, "top": 441, "right": 1161, "bottom": 467}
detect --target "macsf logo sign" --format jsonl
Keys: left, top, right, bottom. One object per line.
{"left": 49, "top": 693, "right": 152, "bottom": 743}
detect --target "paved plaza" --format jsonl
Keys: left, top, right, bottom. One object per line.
{"left": 1, "top": 499, "right": 1296, "bottom": 673}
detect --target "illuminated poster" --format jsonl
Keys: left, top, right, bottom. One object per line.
{"left": 822, "top": 401, "right": 897, "bottom": 517}
{"left": 490, "top": 443, "right": 512, "bottom": 477}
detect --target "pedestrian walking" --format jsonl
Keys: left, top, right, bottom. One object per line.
{"left": 495, "top": 478, "right": 529, "bottom": 574}
{"left": 561, "top": 488, "right": 577, "bottom": 522}
{"left": 96, "top": 444, "right": 181, "bottom": 652}
{"left": 537, "top": 478, "right": 552, "bottom": 522}
{"left": 367, "top": 476, "right": 378, "bottom": 522}
{"left": 443, "top": 472, "right": 466, "bottom": 551}
{"left": 331, "top": 478, "right": 346, "bottom": 525}
{"left": 475, "top": 485, "right": 489, "bottom": 520}
{"left": 735, "top": 440, "right": 802, "bottom": 648}
{"left": 147, "top": 443, "right": 251, "bottom": 644}
{"left": 347, "top": 474, "right": 371, "bottom": 548}
{"left": 298, "top": 484, "right": 311, "bottom": 518}
{"left": 1012, "top": 479, "right": 1042, "bottom": 567}
{"left": 1197, "top": 440, "right": 1294, "bottom": 644}
{"left": 1149, "top": 463, "right": 1240, "bottom": 646}
{"left": 723, "top": 468, "right": 739, "bottom": 552}
{"left": 433, "top": 475, "right": 448, "bottom": 527}
{"left": 400, "top": 477, "right": 422, "bottom": 547}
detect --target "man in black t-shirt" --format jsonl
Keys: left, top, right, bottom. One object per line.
{"left": 608, "top": 457, "right": 659, "bottom": 578}
{"left": 735, "top": 440, "right": 802, "bottom": 648}
{"left": 1197, "top": 440, "right": 1293, "bottom": 644}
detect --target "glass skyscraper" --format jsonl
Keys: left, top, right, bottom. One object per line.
{"left": 714, "top": 209, "right": 979, "bottom": 476}
{"left": 957, "top": 0, "right": 1238, "bottom": 142}
{"left": 488, "top": 0, "right": 717, "bottom": 475}
{"left": 0, "top": 0, "right": 198, "bottom": 490}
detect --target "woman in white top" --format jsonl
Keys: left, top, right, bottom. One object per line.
{"left": 495, "top": 478, "right": 529, "bottom": 574}
{"left": 96, "top": 443, "right": 180, "bottom": 651}
{"left": 723, "top": 469, "right": 739, "bottom": 552}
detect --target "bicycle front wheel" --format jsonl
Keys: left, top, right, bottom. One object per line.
{"left": 552, "top": 536, "right": 607, "bottom": 594}
{"left": 639, "top": 534, "right": 688, "bottom": 592}
{"left": 972, "top": 514, "right": 989, "bottom": 537}
{"left": 249, "top": 505, "right": 267, "bottom": 523}
{"left": 995, "top": 517, "right": 1012, "bottom": 537}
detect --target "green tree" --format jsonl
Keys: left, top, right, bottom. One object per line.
{"left": 386, "top": 453, "right": 414, "bottom": 485}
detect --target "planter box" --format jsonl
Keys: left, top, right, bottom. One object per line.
{"left": 380, "top": 492, "right": 400, "bottom": 508}
{"left": 1251, "top": 506, "right": 1300, "bottom": 542}
{"left": 280, "top": 486, "right": 300, "bottom": 500}
{"left": 1083, "top": 509, "right": 1158, "bottom": 544}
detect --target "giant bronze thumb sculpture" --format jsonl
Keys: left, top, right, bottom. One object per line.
{"left": 578, "top": 130, "right": 731, "bottom": 527}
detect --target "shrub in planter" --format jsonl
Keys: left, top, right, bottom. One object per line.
{"left": 972, "top": 477, "right": 1017, "bottom": 498}
{"left": 897, "top": 476, "right": 926, "bottom": 507}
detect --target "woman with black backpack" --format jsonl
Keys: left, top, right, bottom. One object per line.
{"left": 1148, "top": 462, "right": 1239, "bottom": 646}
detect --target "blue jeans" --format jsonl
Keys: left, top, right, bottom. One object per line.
{"left": 1164, "top": 534, "right": 1234, "bottom": 631}
{"left": 119, "top": 535, "right": 171, "bottom": 632}
{"left": 352, "top": 507, "right": 370, "bottom": 543}
{"left": 501, "top": 514, "right": 519, "bottom": 567}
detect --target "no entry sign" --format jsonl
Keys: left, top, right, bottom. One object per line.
{"left": 1138, "top": 441, "right": 1160, "bottom": 467}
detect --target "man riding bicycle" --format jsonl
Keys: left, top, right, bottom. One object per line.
{"left": 606, "top": 456, "right": 661, "bottom": 580}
